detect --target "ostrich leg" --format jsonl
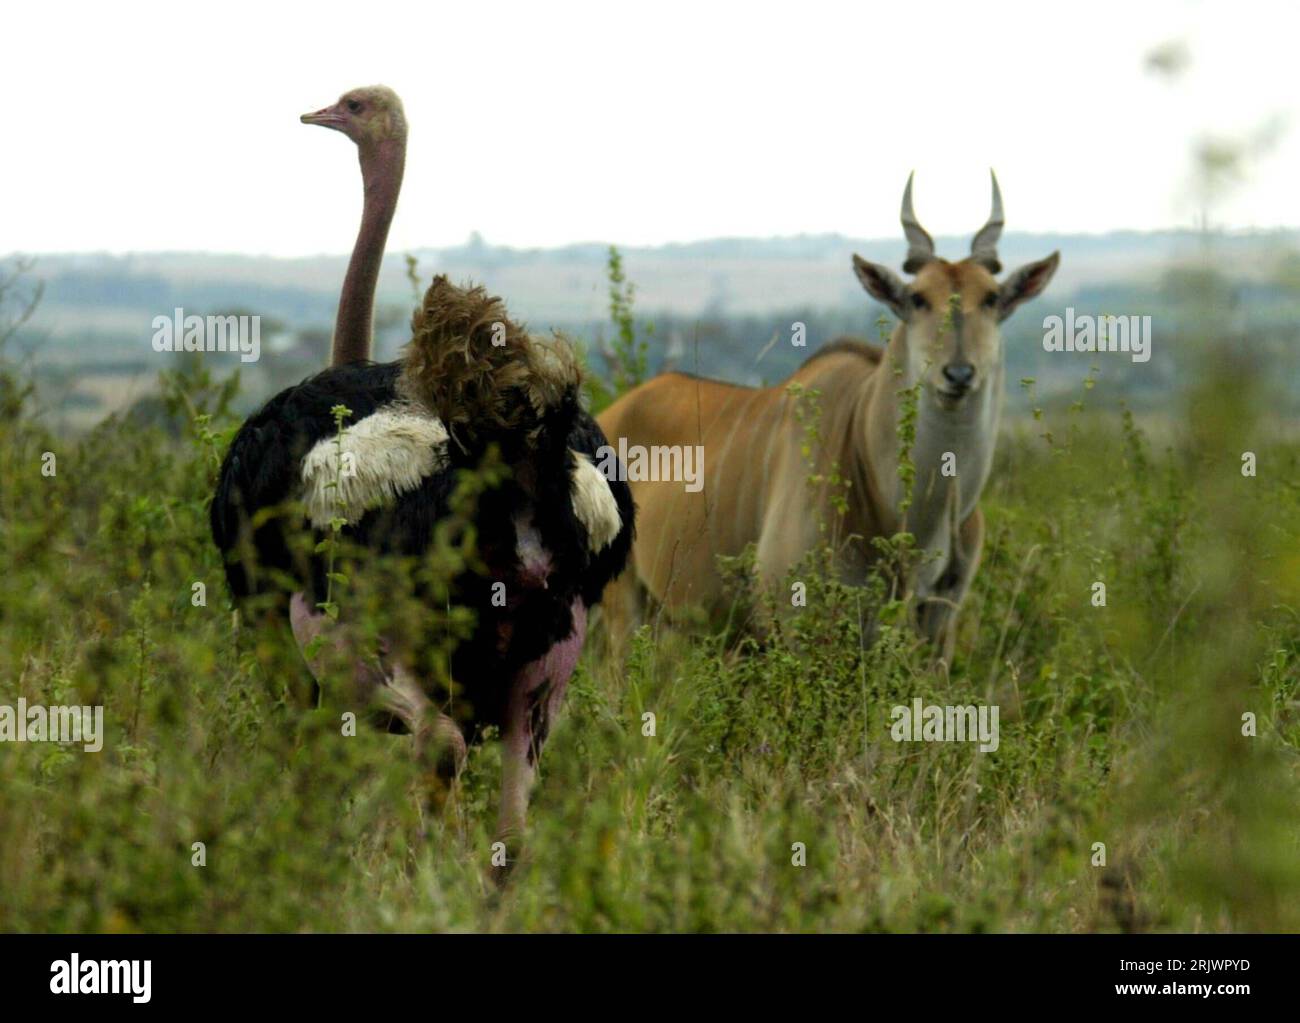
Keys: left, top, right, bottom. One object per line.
{"left": 494, "top": 599, "right": 587, "bottom": 880}
{"left": 289, "top": 593, "right": 466, "bottom": 784}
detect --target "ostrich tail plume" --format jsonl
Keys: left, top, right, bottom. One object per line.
{"left": 399, "top": 275, "right": 581, "bottom": 449}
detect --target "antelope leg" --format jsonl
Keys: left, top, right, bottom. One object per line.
{"left": 915, "top": 506, "right": 985, "bottom": 662}
{"left": 598, "top": 571, "right": 644, "bottom": 664}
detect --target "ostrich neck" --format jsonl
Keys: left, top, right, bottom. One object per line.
{"left": 331, "top": 136, "right": 405, "bottom": 366}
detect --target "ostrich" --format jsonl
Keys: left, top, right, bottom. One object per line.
{"left": 209, "top": 86, "right": 634, "bottom": 869}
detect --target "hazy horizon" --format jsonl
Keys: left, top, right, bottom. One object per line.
{"left": 8, "top": 221, "right": 1300, "bottom": 264}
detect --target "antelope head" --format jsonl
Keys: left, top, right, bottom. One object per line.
{"left": 852, "top": 172, "right": 1059, "bottom": 411}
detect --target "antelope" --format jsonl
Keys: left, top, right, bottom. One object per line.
{"left": 596, "top": 173, "right": 1058, "bottom": 659}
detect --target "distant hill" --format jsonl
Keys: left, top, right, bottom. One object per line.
{"left": 6, "top": 229, "right": 1300, "bottom": 427}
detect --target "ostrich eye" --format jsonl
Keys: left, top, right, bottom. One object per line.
{"left": 910, "top": 292, "right": 930, "bottom": 312}
{"left": 982, "top": 291, "right": 998, "bottom": 310}
{"left": 347, "top": 100, "right": 362, "bottom": 113}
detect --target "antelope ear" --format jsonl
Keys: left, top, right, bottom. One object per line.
{"left": 998, "top": 251, "right": 1059, "bottom": 322}
{"left": 852, "top": 255, "right": 910, "bottom": 320}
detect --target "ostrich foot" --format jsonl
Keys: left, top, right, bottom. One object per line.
{"left": 378, "top": 662, "right": 467, "bottom": 812}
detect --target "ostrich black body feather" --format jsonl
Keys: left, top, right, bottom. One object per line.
{"left": 210, "top": 358, "right": 634, "bottom": 734}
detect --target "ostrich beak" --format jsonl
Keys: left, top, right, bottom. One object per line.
{"left": 300, "top": 105, "right": 345, "bottom": 129}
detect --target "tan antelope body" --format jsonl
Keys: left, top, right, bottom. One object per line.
{"left": 598, "top": 174, "right": 1059, "bottom": 657}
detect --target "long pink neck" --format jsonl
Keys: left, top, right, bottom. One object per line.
{"left": 331, "top": 135, "right": 405, "bottom": 366}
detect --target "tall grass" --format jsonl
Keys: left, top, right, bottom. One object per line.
{"left": 1, "top": 269, "right": 1298, "bottom": 932}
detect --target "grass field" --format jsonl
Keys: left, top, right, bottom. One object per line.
{"left": 2, "top": 331, "right": 1299, "bottom": 933}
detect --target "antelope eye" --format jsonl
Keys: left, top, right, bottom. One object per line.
{"left": 347, "top": 100, "right": 362, "bottom": 113}
{"left": 910, "top": 293, "right": 930, "bottom": 312}
{"left": 982, "top": 291, "right": 998, "bottom": 310}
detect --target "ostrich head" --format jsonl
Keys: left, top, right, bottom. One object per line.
{"left": 301, "top": 85, "right": 407, "bottom": 151}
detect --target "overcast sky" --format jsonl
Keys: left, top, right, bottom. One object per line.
{"left": 3, "top": 0, "right": 1296, "bottom": 257}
